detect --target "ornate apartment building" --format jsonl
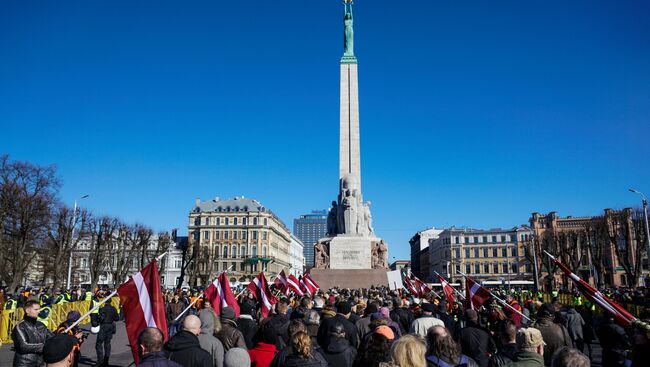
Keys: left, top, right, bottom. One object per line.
{"left": 429, "top": 226, "right": 534, "bottom": 284}
{"left": 187, "top": 196, "right": 293, "bottom": 285}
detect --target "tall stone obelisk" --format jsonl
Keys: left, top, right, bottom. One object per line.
{"left": 312, "top": 1, "right": 388, "bottom": 281}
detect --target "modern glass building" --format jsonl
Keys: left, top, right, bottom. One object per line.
{"left": 293, "top": 210, "right": 328, "bottom": 268}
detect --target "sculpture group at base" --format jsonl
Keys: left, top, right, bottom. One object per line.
{"left": 314, "top": 237, "right": 388, "bottom": 270}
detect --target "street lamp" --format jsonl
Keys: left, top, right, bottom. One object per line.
{"left": 629, "top": 188, "right": 650, "bottom": 283}
{"left": 66, "top": 194, "right": 89, "bottom": 288}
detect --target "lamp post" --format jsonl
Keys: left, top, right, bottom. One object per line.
{"left": 529, "top": 234, "right": 540, "bottom": 291}
{"left": 66, "top": 194, "right": 89, "bottom": 289}
{"left": 629, "top": 189, "right": 650, "bottom": 283}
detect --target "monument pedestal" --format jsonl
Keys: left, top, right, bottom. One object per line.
{"left": 329, "top": 236, "right": 373, "bottom": 269}
{"left": 310, "top": 268, "right": 388, "bottom": 289}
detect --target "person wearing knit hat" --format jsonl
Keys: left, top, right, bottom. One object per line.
{"left": 224, "top": 347, "right": 251, "bottom": 367}
{"left": 216, "top": 307, "right": 247, "bottom": 351}
{"left": 43, "top": 334, "right": 77, "bottom": 367}
{"left": 374, "top": 325, "right": 395, "bottom": 341}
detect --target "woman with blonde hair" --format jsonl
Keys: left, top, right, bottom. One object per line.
{"left": 276, "top": 331, "right": 328, "bottom": 367}
{"left": 390, "top": 334, "right": 426, "bottom": 367}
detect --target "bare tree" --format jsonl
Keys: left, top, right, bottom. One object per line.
{"left": 0, "top": 155, "right": 60, "bottom": 291}
{"left": 606, "top": 208, "right": 645, "bottom": 286}
{"left": 44, "top": 204, "right": 89, "bottom": 290}
{"left": 585, "top": 217, "right": 610, "bottom": 289}
{"left": 87, "top": 216, "right": 120, "bottom": 290}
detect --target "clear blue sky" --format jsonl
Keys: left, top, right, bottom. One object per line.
{"left": 2, "top": 1, "right": 649, "bottom": 261}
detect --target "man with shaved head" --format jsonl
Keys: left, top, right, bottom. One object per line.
{"left": 164, "top": 315, "right": 213, "bottom": 367}
{"left": 138, "top": 327, "right": 182, "bottom": 367}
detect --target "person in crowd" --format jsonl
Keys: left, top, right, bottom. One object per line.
{"left": 549, "top": 347, "right": 589, "bottom": 367}
{"left": 596, "top": 315, "right": 630, "bottom": 367}
{"left": 248, "top": 323, "right": 279, "bottom": 367}
{"left": 217, "top": 306, "right": 247, "bottom": 351}
{"left": 164, "top": 315, "right": 213, "bottom": 367}
{"left": 317, "top": 300, "right": 358, "bottom": 349}
{"left": 390, "top": 297, "right": 414, "bottom": 335}
{"left": 320, "top": 322, "right": 356, "bottom": 367}
{"left": 533, "top": 303, "right": 571, "bottom": 367}
{"left": 629, "top": 319, "right": 650, "bottom": 367}
{"left": 276, "top": 331, "right": 328, "bottom": 367}
{"left": 390, "top": 334, "right": 426, "bottom": 367}
{"left": 270, "top": 320, "right": 310, "bottom": 367}
{"left": 238, "top": 302, "right": 259, "bottom": 349}
{"left": 167, "top": 294, "right": 186, "bottom": 337}
{"left": 198, "top": 311, "right": 225, "bottom": 367}
{"left": 575, "top": 306, "right": 594, "bottom": 360}
{"left": 355, "top": 302, "right": 378, "bottom": 343}
{"left": 434, "top": 301, "right": 457, "bottom": 339}
{"left": 312, "top": 297, "right": 325, "bottom": 314}
{"left": 266, "top": 300, "right": 291, "bottom": 349}
{"left": 304, "top": 309, "right": 320, "bottom": 346}
{"left": 380, "top": 306, "right": 403, "bottom": 338}
{"left": 563, "top": 307, "right": 585, "bottom": 350}
{"left": 137, "top": 327, "right": 182, "bottom": 367}
{"left": 56, "top": 311, "right": 85, "bottom": 367}
{"left": 459, "top": 309, "right": 497, "bottom": 367}
{"left": 95, "top": 294, "right": 119, "bottom": 367}
{"left": 507, "top": 327, "right": 545, "bottom": 367}
{"left": 356, "top": 328, "right": 393, "bottom": 367}
{"left": 425, "top": 325, "right": 478, "bottom": 367}
{"left": 488, "top": 322, "right": 518, "bottom": 367}
{"left": 43, "top": 333, "right": 78, "bottom": 367}
{"left": 504, "top": 295, "right": 523, "bottom": 329}
{"left": 12, "top": 300, "right": 54, "bottom": 367}
{"left": 409, "top": 302, "right": 445, "bottom": 338}
{"left": 225, "top": 348, "right": 251, "bottom": 367}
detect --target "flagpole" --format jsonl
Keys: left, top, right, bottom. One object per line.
{"left": 63, "top": 290, "right": 118, "bottom": 333}
{"left": 456, "top": 270, "right": 531, "bottom": 322}
{"left": 434, "top": 270, "right": 466, "bottom": 300}
{"left": 156, "top": 252, "right": 168, "bottom": 262}
{"left": 174, "top": 294, "right": 203, "bottom": 322}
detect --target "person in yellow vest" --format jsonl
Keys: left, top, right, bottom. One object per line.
{"left": 37, "top": 302, "right": 53, "bottom": 327}
{"left": 4, "top": 296, "right": 17, "bottom": 311}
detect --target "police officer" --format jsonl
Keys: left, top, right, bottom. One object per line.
{"left": 95, "top": 292, "right": 118, "bottom": 367}
{"left": 37, "top": 302, "right": 53, "bottom": 327}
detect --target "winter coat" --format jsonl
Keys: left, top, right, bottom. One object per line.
{"left": 164, "top": 330, "right": 213, "bottom": 367}
{"left": 596, "top": 319, "right": 631, "bottom": 367}
{"left": 217, "top": 319, "right": 247, "bottom": 352}
{"left": 265, "top": 314, "right": 291, "bottom": 350}
{"left": 532, "top": 317, "right": 571, "bottom": 366}
{"left": 391, "top": 307, "right": 413, "bottom": 335}
{"left": 427, "top": 354, "right": 479, "bottom": 367}
{"left": 410, "top": 315, "right": 446, "bottom": 338}
{"left": 237, "top": 315, "right": 259, "bottom": 349}
{"left": 321, "top": 337, "right": 356, "bottom": 367}
{"left": 459, "top": 321, "right": 497, "bottom": 367}
{"left": 276, "top": 351, "right": 328, "bottom": 367}
{"left": 167, "top": 301, "right": 185, "bottom": 323}
{"left": 138, "top": 351, "right": 184, "bottom": 367}
{"left": 503, "top": 351, "right": 544, "bottom": 367}
{"left": 198, "top": 311, "right": 225, "bottom": 367}
{"left": 317, "top": 314, "right": 358, "bottom": 349}
{"left": 564, "top": 308, "right": 585, "bottom": 343}
{"left": 12, "top": 316, "right": 54, "bottom": 367}
{"left": 354, "top": 316, "right": 371, "bottom": 344}
{"left": 248, "top": 342, "right": 278, "bottom": 367}
{"left": 488, "top": 343, "right": 518, "bottom": 367}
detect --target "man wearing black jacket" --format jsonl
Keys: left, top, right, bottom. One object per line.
{"left": 317, "top": 301, "right": 358, "bottom": 349}
{"left": 390, "top": 297, "right": 413, "bottom": 335}
{"left": 12, "top": 300, "right": 54, "bottom": 367}
{"left": 459, "top": 309, "right": 497, "bottom": 367}
{"left": 95, "top": 297, "right": 119, "bottom": 367}
{"left": 164, "top": 315, "right": 212, "bottom": 367}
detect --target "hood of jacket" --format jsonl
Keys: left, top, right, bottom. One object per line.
{"left": 165, "top": 330, "right": 200, "bottom": 352}
{"left": 198, "top": 311, "right": 214, "bottom": 334}
{"left": 326, "top": 337, "right": 351, "bottom": 354}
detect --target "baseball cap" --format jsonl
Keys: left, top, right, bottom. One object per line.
{"left": 517, "top": 328, "right": 546, "bottom": 349}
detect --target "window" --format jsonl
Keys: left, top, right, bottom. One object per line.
{"left": 493, "top": 263, "right": 499, "bottom": 273}
{"left": 174, "top": 259, "right": 182, "bottom": 268}
{"left": 223, "top": 246, "right": 228, "bottom": 258}
{"left": 232, "top": 245, "right": 237, "bottom": 258}
{"left": 262, "top": 247, "right": 267, "bottom": 256}
{"left": 492, "top": 248, "right": 498, "bottom": 257}
{"left": 240, "top": 262, "right": 246, "bottom": 272}
{"left": 455, "top": 249, "right": 460, "bottom": 258}
{"left": 262, "top": 232, "right": 267, "bottom": 240}
{"left": 216, "top": 217, "right": 221, "bottom": 225}
{"left": 241, "top": 246, "right": 247, "bottom": 257}
{"left": 203, "top": 231, "right": 210, "bottom": 240}
{"left": 242, "top": 231, "right": 247, "bottom": 240}
{"left": 205, "top": 217, "right": 210, "bottom": 225}
{"left": 225, "top": 218, "right": 229, "bottom": 225}
{"left": 465, "top": 264, "right": 471, "bottom": 273}
{"left": 455, "top": 237, "right": 460, "bottom": 244}
{"left": 232, "top": 262, "right": 237, "bottom": 271}
{"left": 214, "top": 262, "right": 220, "bottom": 271}
{"left": 234, "top": 217, "right": 238, "bottom": 225}
{"left": 503, "top": 263, "right": 509, "bottom": 273}
{"left": 483, "top": 236, "right": 488, "bottom": 243}
{"left": 510, "top": 234, "right": 517, "bottom": 242}
{"left": 511, "top": 247, "right": 518, "bottom": 257}
{"left": 264, "top": 218, "right": 268, "bottom": 226}
{"left": 484, "top": 263, "right": 490, "bottom": 273}
{"left": 216, "top": 231, "right": 220, "bottom": 240}
{"left": 252, "top": 246, "right": 257, "bottom": 256}
{"left": 253, "top": 217, "right": 258, "bottom": 225}
{"left": 215, "top": 246, "right": 220, "bottom": 258}
{"left": 233, "top": 231, "right": 238, "bottom": 240}
{"left": 512, "top": 263, "right": 518, "bottom": 274}
{"left": 253, "top": 231, "right": 258, "bottom": 240}
{"left": 465, "top": 237, "right": 469, "bottom": 243}
{"left": 474, "top": 248, "right": 479, "bottom": 258}
{"left": 492, "top": 235, "right": 497, "bottom": 243}
{"left": 483, "top": 248, "right": 488, "bottom": 257}
{"left": 502, "top": 248, "right": 507, "bottom": 257}
{"left": 224, "top": 231, "right": 229, "bottom": 240}
{"left": 465, "top": 249, "right": 470, "bottom": 258}
{"left": 242, "top": 217, "right": 247, "bottom": 225}
{"left": 475, "top": 263, "right": 480, "bottom": 273}
{"left": 525, "top": 263, "right": 532, "bottom": 273}
{"left": 501, "top": 235, "right": 506, "bottom": 242}
{"left": 455, "top": 264, "right": 461, "bottom": 273}
{"left": 474, "top": 236, "right": 479, "bottom": 243}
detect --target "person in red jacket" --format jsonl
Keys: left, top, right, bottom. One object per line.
{"left": 248, "top": 324, "right": 278, "bottom": 367}
{"left": 505, "top": 294, "right": 523, "bottom": 328}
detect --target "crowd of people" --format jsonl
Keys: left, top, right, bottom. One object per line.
{"left": 4, "top": 284, "right": 650, "bottom": 367}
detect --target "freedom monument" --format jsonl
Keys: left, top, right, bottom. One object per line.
{"left": 310, "top": 1, "right": 389, "bottom": 289}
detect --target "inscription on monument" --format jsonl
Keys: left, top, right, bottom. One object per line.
{"left": 329, "top": 237, "right": 371, "bottom": 269}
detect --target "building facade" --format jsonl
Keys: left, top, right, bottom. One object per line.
{"left": 409, "top": 228, "right": 443, "bottom": 281}
{"left": 293, "top": 210, "right": 327, "bottom": 268}
{"left": 389, "top": 260, "right": 410, "bottom": 272}
{"left": 429, "top": 226, "right": 534, "bottom": 284}
{"left": 187, "top": 196, "right": 292, "bottom": 285}
{"left": 289, "top": 234, "right": 305, "bottom": 276}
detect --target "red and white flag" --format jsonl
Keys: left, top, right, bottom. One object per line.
{"left": 298, "top": 276, "right": 312, "bottom": 296}
{"left": 274, "top": 270, "right": 289, "bottom": 295}
{"left": 412, "top": 274, "right": 431, "bottom": 296}
{"left": 549, "top": 254, "right": 637, "bottom": 327}
{"left": 286, "top": 274, "right": 304, "bottom": 296}
{"left": 247, "top": 272, "right": 277, "bottom": 318}
{"left": 303, "top": 274, "right": 320, "bottom": 293}
{"left": 402, "top": 273, "right": 420, "bottom": 296}
{"left": 436, "top": 273, "right": 456, "bottom": 311}
{"left": 117, "top": 260, "right": 168, "bottom": 364}
{"left": 204, "top": 272, "right": 240, "bottom": 317}
{"left": 465, "top": 276, "right": 491, "bottom": 310}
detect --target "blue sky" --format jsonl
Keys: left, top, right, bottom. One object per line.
{"left": 2, "top": 1, "right": 649, "bottom": 262}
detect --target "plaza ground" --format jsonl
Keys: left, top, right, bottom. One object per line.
{"left": 0, "top": 321, "right": 604, "bottom": 367}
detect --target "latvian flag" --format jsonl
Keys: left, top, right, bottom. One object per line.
{"left": 549, "top": 253, "right": 636, "bottom": 327}
{"left": 117, "top": 260, "right": 168, "bottom": 364}
{"left": 436, "top": 273, "right": 456, "bottom": 311}
{"left": 274, "top": 270, "right": 289, "bottom": 294}
{"left": 205, "top": 272, "right": 240, "bottom": 317}
{"left": 247, "top": 272, "right": 278, "bottom": 318}
{"left": 303, "top": 274, "right": 320, "bottom": 294}
{"left": 412, "top": 274, "right": 432, "bottom": 296}
{"left": 403, "top": 273, "right": 419, "bottom": 296}
{"left": 286, "top": 274, "right": 304, "bottom": 296}
{"left": 465, "top": 276, "right": 491, "bottom": 310}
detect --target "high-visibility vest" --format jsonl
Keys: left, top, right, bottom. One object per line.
{"left": 573, "top": 296, "right": 583, "bottom": 306}
{"left": 551, "top": 290, "right": 559, "bottom": 298}
{"left": 37, "top": 306, "right": 52, "bottom": 326}
{"left": 4, "top": 299, "right": 16, "bottom": 311}
{"left": 84, "top": 292, "right": 93, "bottom": 301}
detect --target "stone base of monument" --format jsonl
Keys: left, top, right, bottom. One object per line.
{"left": 309, "top": 268, "right": 388, "bottom": 289}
